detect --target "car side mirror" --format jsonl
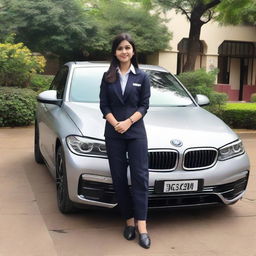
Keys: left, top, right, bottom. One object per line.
{"left": 37, "top": 90, "right": 62, "bottom": 106}
{"left": 194, "top": 94, "right": 210, "bottom": 106}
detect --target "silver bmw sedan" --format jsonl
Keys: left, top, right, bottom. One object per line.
{"left": 35, "top": 62, "right": 250, "bottom": 213}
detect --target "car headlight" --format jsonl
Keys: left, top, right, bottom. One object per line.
{"left": 66, "top": 136, "right": 107, "bottom": 158}
{"left": 218, "top": 140, "right": 244, "bottom": 161}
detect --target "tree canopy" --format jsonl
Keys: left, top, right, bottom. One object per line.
{"left": 216, "top": 0, "right": 256, "bottom": 26}
{"left": 0, "top": 0, "right": 97, "bottom": 60}
{"left": 86, "top": 0, "right": 172, "bottom": 59}
{"left": 0, "top": 0, "right": 172, "bottom": 61}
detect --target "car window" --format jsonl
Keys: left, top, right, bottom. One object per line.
{"left": 146, "top": 70, "right": 195, "bottom": 106}
{"left": 70, "top": 67, "right": 107, "bottom": 102}
{"left": 50, "top": 66, "right": 69, "bottom": 99}
{"left": 69, "top": 67, "right": 195, "bottom": 106}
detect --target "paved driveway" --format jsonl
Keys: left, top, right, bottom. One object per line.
{"left": 0, "top": 127, "right": 255, "bottom": 256}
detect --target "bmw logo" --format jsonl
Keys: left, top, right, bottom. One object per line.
{"left": 171, "top": 139, "right": 183, "bottom": 147}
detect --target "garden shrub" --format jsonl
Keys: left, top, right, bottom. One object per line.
{"left": 251, "top": 93, "right": 256, "bottom": 103}
{"left": 0, "top": 87, "right": 37, "bottom": 127}
{"left": 218, "top": 103, "right": 256, "bottom": 129}
{"left": 29, "top": 74, "right": 54, "bottom": 93}
{"left": 0, "top": 41, "right": 46, "bottom": 87}
{"left": 177, "top": 69, "right": 227, "bottom": 114}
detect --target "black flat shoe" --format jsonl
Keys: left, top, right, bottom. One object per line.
{"left": 123, "top": 226, "right": 136, "bottom": 240}
{"left": 139, "top": 233, "right": 151, "bottom": 249}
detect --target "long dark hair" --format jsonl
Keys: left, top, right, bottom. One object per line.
{"left": 105, "top": 33, "right": 139, "bottom": 83}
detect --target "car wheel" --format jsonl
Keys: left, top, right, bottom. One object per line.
{"left": 34, "top": 122, "right": 44, "bottom": 164}
{"left": 56, "top": 146, "right": 76, "bottom": 214}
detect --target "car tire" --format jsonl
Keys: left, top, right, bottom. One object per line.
{"left": 56, "top": 146, "right": 77, "bottom": 214}
{"left": 34, "top": 122, "right": 44, "bottom": 164}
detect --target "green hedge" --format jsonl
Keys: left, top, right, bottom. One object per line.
{"left": 218, "top": 103, "right": 256, "bottom": 129}
{"left": 0, "top": 87, "right": 37, "bottom": 127}
{"left": 251, "top": 93, "right": 256, "bottom": 103}
{"left": 0, "top": 41, "right": 46, "bottom": 87}
{"left": 177, "top": 69, "right": 227, "bottom": 114}
{"left": 28, "top": 74, "right": 54, "bottom": 93}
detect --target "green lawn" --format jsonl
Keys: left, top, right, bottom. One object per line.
{"left": 225, "top": 102, "right": 256, "bottom": 110}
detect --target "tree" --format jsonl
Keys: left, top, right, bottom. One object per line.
{"left": 177, "top": 68, "right": 227, "bottom": 114}
{"left": 85, "top": 0, "right": 172, "bottom": 61}
{"left": 0, "top": 0, "right": 172, "bottom": 61}
{"left": 155, "top": 0, "right": 254, "bottom": 72}
{"left": 0, "top": 0, "right": 97, "bottom": 61}
{"left": 0, "top": 38, "right": 46, "bottom": 87}
{"left": 216, "top": 0, "right": 256, "bottom": 26}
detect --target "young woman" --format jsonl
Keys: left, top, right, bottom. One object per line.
{"left": 99, "top": 33, "right": 151, "bottom": 249}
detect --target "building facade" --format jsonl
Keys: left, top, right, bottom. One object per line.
{"left": 147, "top": 11, "right": 256, "bottom": 102}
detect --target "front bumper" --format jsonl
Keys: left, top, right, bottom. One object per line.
{"left": 77, "top": 171, "right": 249, "bottom": 209}
{"left": 63, "top": 142, "right": 250, "bottom": 209}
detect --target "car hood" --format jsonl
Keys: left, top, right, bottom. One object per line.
{"left": 63, "top": 102, "right": 238, "bottom": 149}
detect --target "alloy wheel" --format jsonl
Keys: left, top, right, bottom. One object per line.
{"left": 56, "top": 148, "right": 65, "bottom": 208}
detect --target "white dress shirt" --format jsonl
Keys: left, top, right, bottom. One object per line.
{"left": 117, "top": 64, "right": 136, "bottom": 95}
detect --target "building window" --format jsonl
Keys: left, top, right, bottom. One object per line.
{"left": 218, "top": 41, "right": 255, "bottom": 85}
{"left": 218, "top": 56, "right": 230, "bottom": 84}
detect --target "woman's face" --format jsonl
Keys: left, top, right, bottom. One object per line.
{"left": 115, "top": 40, "right": 134, "bottom": 65}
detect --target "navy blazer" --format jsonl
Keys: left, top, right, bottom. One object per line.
{"left": 99, "top": 68, "right": 150, "bottom": 139}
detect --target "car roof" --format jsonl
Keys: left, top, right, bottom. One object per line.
{"left": 65, "top": 61, "right": 169, "bottom": 73}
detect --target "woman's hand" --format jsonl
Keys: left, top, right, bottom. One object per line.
{"left": 114, "top": 119, "right": 132, "bottom": 134}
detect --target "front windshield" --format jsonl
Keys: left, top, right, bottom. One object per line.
{"left": 145, "top": 70, "right": 194, "bottom": 106}
{"left": 69, "top": 67, "right": 195, "bottom": 107}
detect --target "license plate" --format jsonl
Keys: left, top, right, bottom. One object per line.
{"left": 163, "top": 180, "right": 198, "bottom": 193}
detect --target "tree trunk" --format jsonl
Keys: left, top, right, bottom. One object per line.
{"left": 182, "top": 0, "right": 221, "bottom": 72}
{"left": 183, "top": 13, "right": 203, "bottom": 72}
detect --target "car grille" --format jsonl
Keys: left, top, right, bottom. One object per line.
{"left": 148, "top": 150, "right": 178, "bottom": 171}
{"left": 148, "top": 193, "right": 222, "bottom": 208}
{"left": 183, "top": 148, "right": 218, "bottom": 170}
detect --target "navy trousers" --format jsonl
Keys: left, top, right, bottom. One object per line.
{"left": 105, "top": 137, "right": 149, "bottom": 220}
